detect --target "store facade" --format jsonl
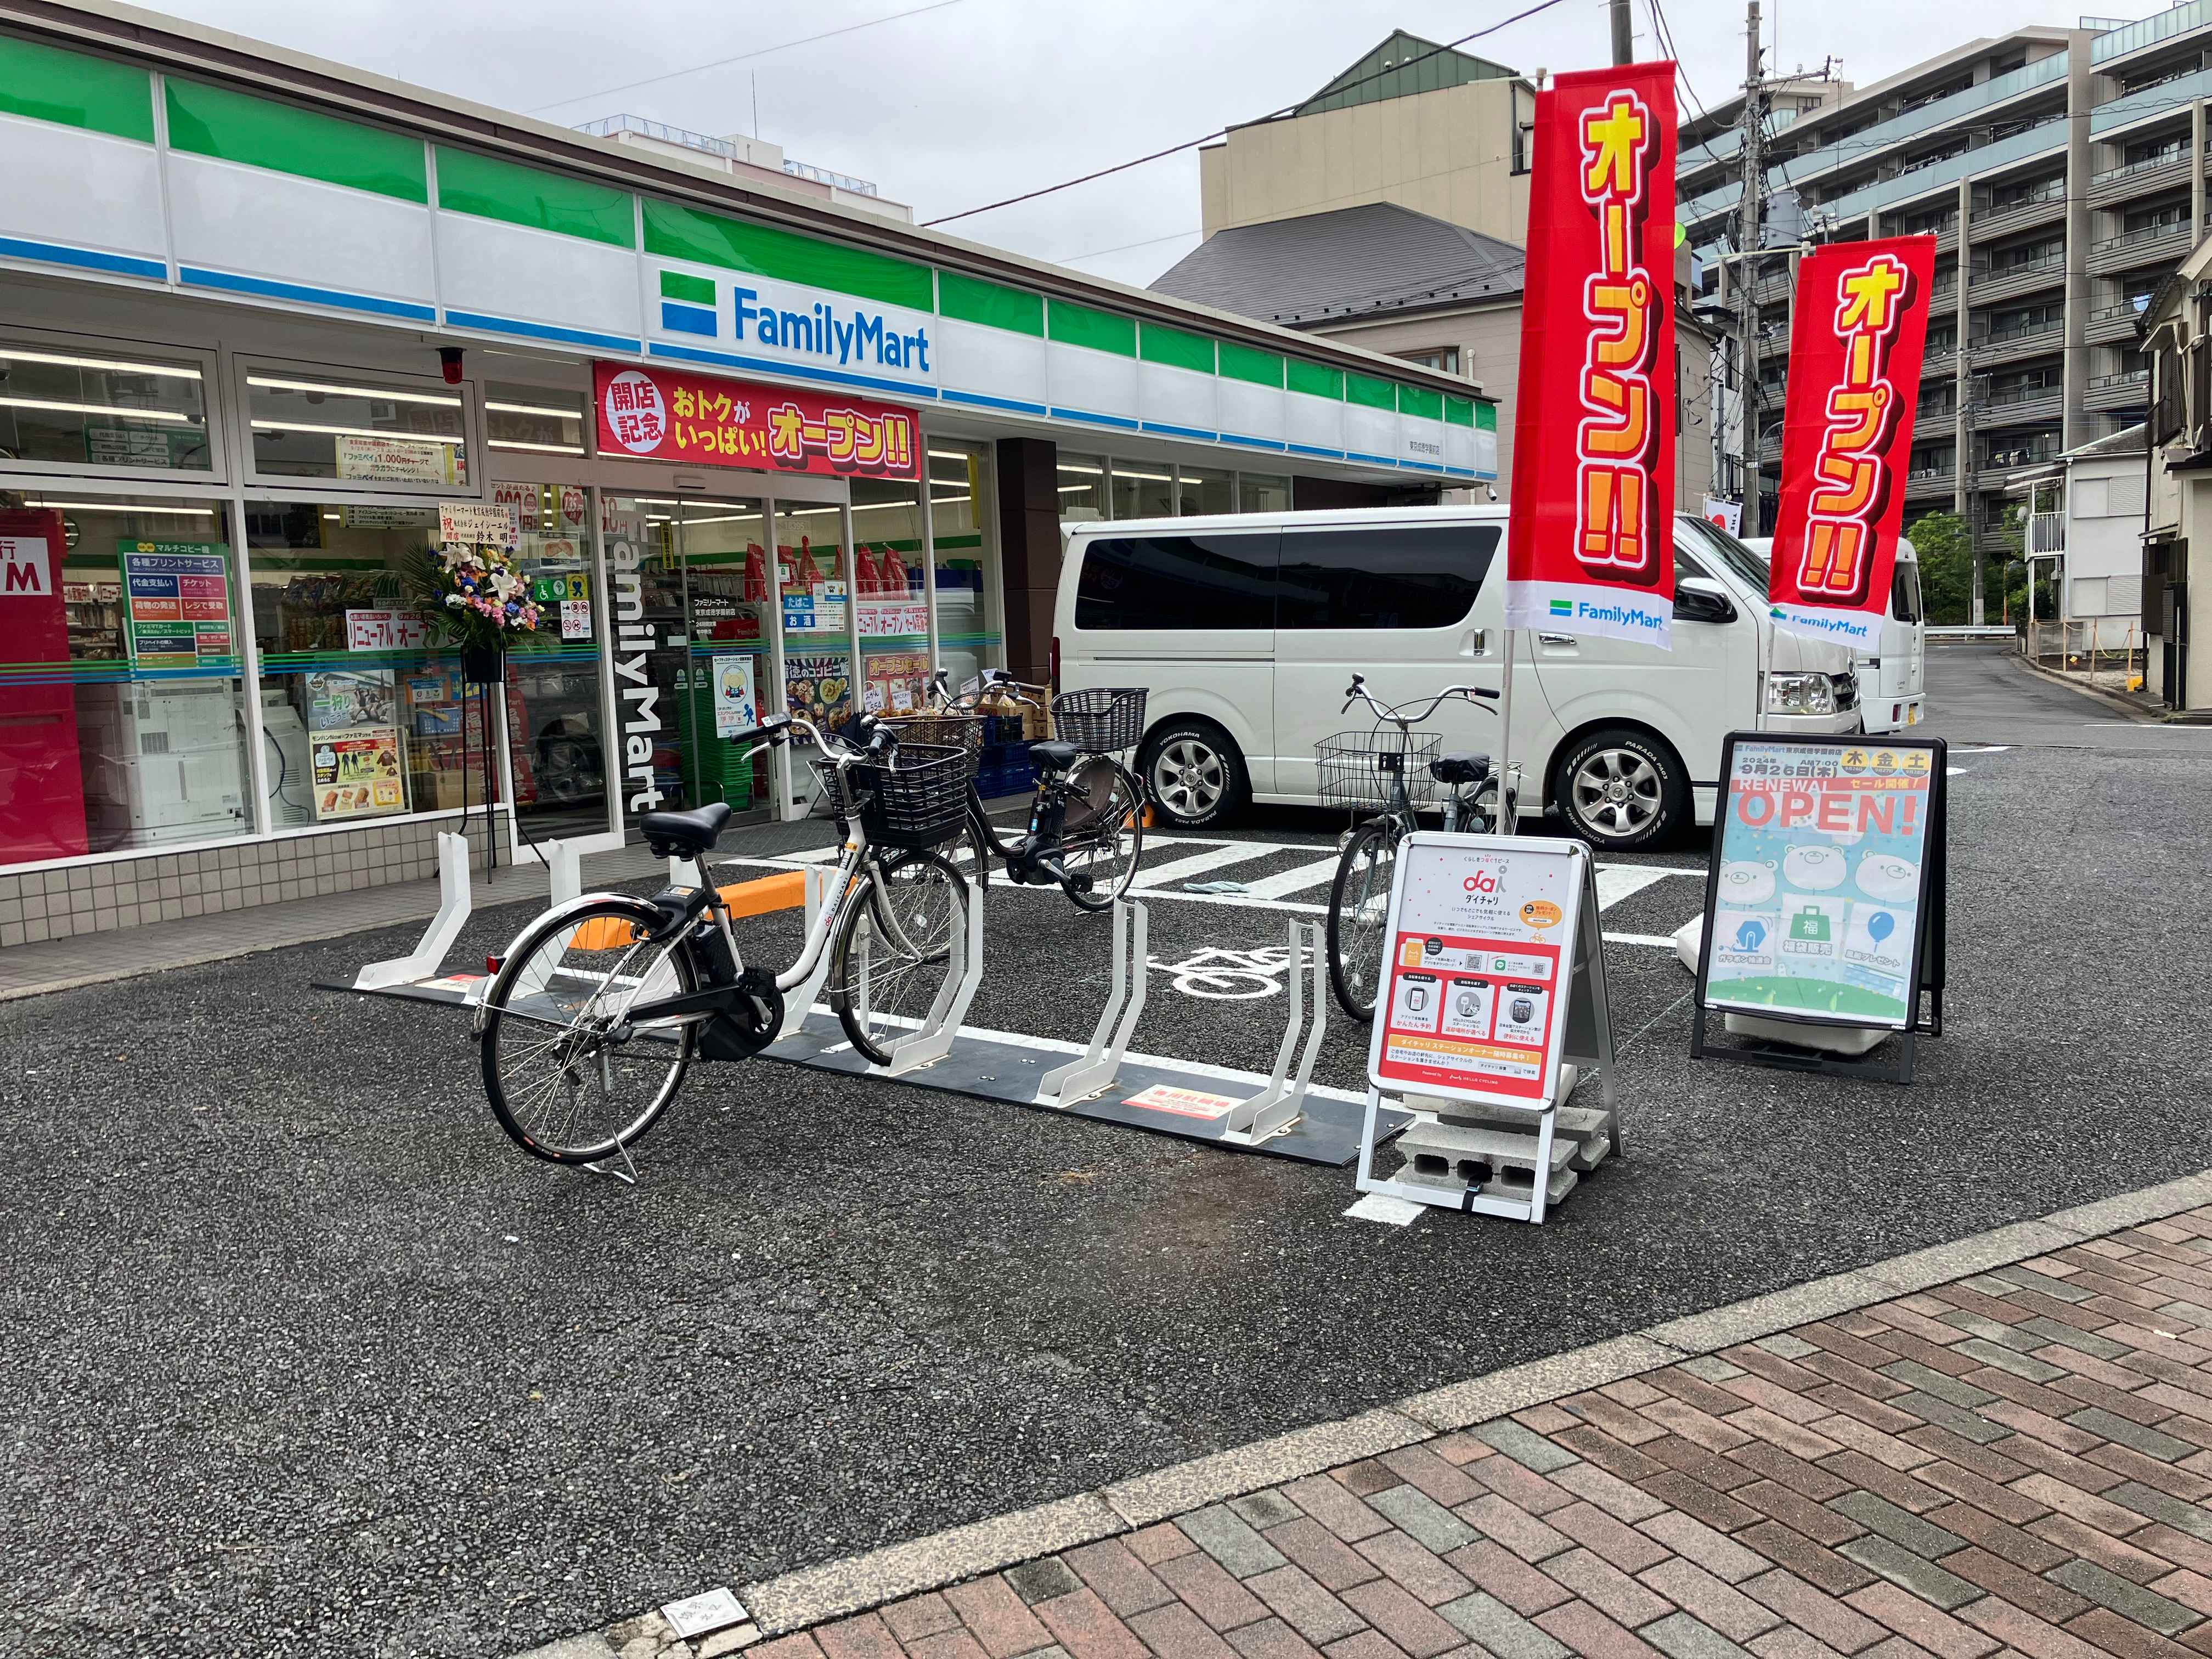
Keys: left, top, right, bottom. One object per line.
{"left": 0, "top": 7, "right": 1496, "bottom": 944}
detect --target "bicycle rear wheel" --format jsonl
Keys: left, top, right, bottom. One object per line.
{"left": 479, "top": 898, "right": 696, "bottom": 1164}
{"left": 831, "top": 849, "right": 970, "bottom": 1065}
{"left": 1060, "top": 757, "right": 1145, "bottom": 912}
{"left": 1327, "top": 819, "right": 1402, "bottom": 1020}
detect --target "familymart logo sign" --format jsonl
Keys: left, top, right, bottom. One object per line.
{"left": 653, "top": 266, "right": 939, "bottom": 393}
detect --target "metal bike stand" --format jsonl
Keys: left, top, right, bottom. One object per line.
{"left": 580, "top": 1131, "right": 640, "bottom": 1187}
{"left": 876, "top": 877, "right": 987, "bottom": 1079}
{"left": 1036, "top": 899, "right": 1149, "bottom": 1107}
{"left": 353, "top": 831, "right": 471, "bottom": 991}
{"left": 1220, "top": 918, "right": 1327, "bottom": 1147}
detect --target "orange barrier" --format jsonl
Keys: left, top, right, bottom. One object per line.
{"left": 567, "top": 871, "right": 810, "bottom": 950}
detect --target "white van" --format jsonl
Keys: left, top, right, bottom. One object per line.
{"left": 1056, "top": 506, "right": 1862, "bottom": 851}
{"left": 1742, "top": 536, "right": 1926, "bottom": 733}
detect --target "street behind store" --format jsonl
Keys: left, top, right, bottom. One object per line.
{"left": 3, "top": 646, "right": 2207, "bottom": 1657}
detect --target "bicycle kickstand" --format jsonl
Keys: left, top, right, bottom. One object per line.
{"left": 581, "top": 1128, "right": 639, "bottom": 1187}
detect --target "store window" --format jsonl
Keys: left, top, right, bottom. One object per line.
{"left": 777, "top": 496, "right": 853, "bottom": 810}
{"left": 928, "top": 441, "right": 1002, "bottom": 683}
{"left": 1058, "top": 452, "right": 1108, "bottom": 526}
{"left": 503, "top": 481, "right": 606, "bottom": 844}
{"left": 1240, "top": 473, "right": 1292, "bottom": 512}
{"left": 1111, "top": 459, "right": 1175, "bottom": 521}
{"left": 244, "top": 365, "right": 470, "bottom": 489}
{"left": 484, "top": 382, "right": 587, "bottom": 458}
{"left": 0, "top": 336, "right": 214, "bottom": 476}
{"left": 245, "top": 498, "right": 483, "bottom": 827}
{"left": 847, "top": 476, "right": 933, "bottom": 716}
{"left": 1178, "top": 465, "right": 1234, "bottom": 517}
{"left": 1, "top": 493, "right": 252, "bottom": 870}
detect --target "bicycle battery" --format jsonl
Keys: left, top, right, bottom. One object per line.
{"left": 697, "top": 967, "right": 785, "bottom": 1063}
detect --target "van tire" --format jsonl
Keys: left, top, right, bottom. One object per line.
{"left": 1554, "top": 727, "right": 1688, "bottom": 852}
{"left": 1140, "top": 719, "right": 1248, "bottom": 830}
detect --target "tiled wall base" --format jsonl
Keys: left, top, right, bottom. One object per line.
{"left": 0, "top": 817, "right": 504, "bottom": 947}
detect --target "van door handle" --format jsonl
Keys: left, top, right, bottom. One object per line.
{"left": 1538, "top": 632, "right": 1575, "bottom": 647}
{"left": 1460, "top": 628, "right": 1489, "bottom": 656}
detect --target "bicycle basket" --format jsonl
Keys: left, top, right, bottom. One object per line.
{"left": 1316, "top": 729, "right": 1442, "bottom": 812}
{"left": 1051, "top": 687, "right": 1148, "bottom": 753}
{"left": 849, "top": 742, "right": 972, "bottom": 850}
{"left": 877, "top": 712, "right": 984, "bottom": 777}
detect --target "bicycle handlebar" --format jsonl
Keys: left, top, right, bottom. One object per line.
{"left": 1339, "top": 679, "right": 1501, "bottom": 725}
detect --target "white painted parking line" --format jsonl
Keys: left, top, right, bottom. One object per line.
{"left": 1237, "top": 855, "right": 1350, "bottom": 901}
{"left": 1594, "top": 865, "right": 1681, "bottom": 909}
{"left": 1130, "top": 842, "right": 1276, "bottom": 889}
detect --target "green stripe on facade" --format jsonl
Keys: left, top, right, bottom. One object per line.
{"left": 164, "top": 79, "right": 426, "bottom": 202}
{"left": 435, "top": 146, "right": 633, "bottom": 247}
{"left": 660, "top": 269, "right": 716, "bottom": 304}
{"left": 938, "top": 270, "right": 1044, "bottom": 336}
{"left": 1398, "top": 384, "right": 1443, "bottom": 421}
{"left": 0, "top": 34, "right": 154, "bottom": 142}
{"left": 1475, "top": 402, "right": 1498, "bottom": 431}
{"left": 1445, "top": 396, "right": 1475, "bottom": 428}
{"left": 641, "top": 199, "right": 933, "bottom": 310}
{"left": 1217, "top": 341, "right": 1284, "bottom": 388}
{"left": 1048, "top": 300, "right": 1137, "bottom": 357}
{"left": 1139, "top": 323, "right": 1214, "bottom": 374}
{"left": 1347, "top": 373, "right": 1396, "bottom": 411}
{"left": 1286, "top": 359, "right": 1342, "bottom": 400}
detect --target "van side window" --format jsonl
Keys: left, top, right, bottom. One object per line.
{"left": 1074, "top": 533, "right": 1278, "bottom": 630}
{"left": 1891, "top": 560, "right": 1923, "bottom": 623}
{"left": 1276, "top": 525, "right": 1500, "bottom": 630}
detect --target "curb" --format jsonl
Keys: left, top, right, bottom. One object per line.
{"left": 523, "top": 1165, "right": 2212, "bottom": 1656}
{"left": 2008, "top": 650, "right": 2167, "bottom": 721}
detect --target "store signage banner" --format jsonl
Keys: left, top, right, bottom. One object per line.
{"left": 1768, "top": 236, "right": 1936, "bottom": 651}
{"left": 438, "top": 500, "right": 520, "bottom": 549}
{"left": 120, "top": 542, "right": 237, "bottom": 669}
{"left": 1700, "top": 736, "right": 1937, "bottom": 1029}
{"left": 345, "top": 608, "right": 427, "bottom": 652}
{"left": 1505, "top": 61, "right": 1678, "bottom": 647}
{"left": 593, "top": 362, "right": 919, "bottom": 480}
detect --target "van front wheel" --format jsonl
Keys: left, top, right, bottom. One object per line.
{"left": 1141, "top": 719, "right": 1248, "bottom": 830}
{"left": 1555, "top": 728, "right": 1687, "bottom": 852}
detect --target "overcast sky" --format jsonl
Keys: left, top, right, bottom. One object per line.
{"left": 157, "top": 0, "right": 2111, "bottom": 288}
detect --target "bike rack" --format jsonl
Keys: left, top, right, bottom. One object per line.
{"left": 353, "top": 831, "right": 472, "bottom": 992}
{"left": 1220, "top": 918, "right": 1327, "bottom": 1146}
{"left": 870, "top": 873, "right": 987, "bottom": 1079}
{"left": 1036, "top": 899, "right": 1149, "bottom": 1107}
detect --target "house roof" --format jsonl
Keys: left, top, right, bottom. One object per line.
{"left": 1284, "top": 30, "right": 1517, "bottom": 120}
{"left": 1149, "top": 203, "right": 1525, "bottom": 328}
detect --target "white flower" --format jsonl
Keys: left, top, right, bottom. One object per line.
{"left": 444, "top": 593, "right": 464, "bottom": 608}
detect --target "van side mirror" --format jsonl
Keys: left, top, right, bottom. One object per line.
{"left": 1674, "top": 577, "right": 1738, "bottom": 624}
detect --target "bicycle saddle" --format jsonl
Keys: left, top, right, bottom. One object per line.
{"left": 1028, "top": 740, "right": 1080, "bottom": 775}
{"left": 640, "top": 801, "right": 732, "bottom": 856}
{"left": 1430, "top": 752, "right": 1492, "bottom": 785}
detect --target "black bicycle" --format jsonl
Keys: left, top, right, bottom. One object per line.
{"left": 1319, "top": 674, "right": 1511, "bottom": 1021}
{"left": 907, "top": 670, "right": 1147, "bottom": 912}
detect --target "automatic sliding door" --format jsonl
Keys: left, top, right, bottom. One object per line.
{"left": 674, "top": 497, "right": 775, "bottom": 823}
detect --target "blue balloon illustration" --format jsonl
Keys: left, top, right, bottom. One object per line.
{"left": 1734, "top": 919, "right": 1767, "bottom": 951}
{"left": 1866, "top": 911, "right": 1895, "bottom": 945}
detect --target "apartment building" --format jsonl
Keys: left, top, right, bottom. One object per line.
{"left": 1681, "top": 7, "right": 2212, "bottom": 558}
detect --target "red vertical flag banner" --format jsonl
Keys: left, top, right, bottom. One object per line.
{"left": 1506, "top": 63, "right": 1679, "bottom": 647}
{"left": 1768, "top": 236, "right": 1937, "bottom": 651}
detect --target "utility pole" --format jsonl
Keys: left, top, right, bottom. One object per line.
{"left": 1610, "top": 0, "right": 1634, "bottom": 65}
{"left": 1737, "top": 1, "right": 1765, "bottom": 533}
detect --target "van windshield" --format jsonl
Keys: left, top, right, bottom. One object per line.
{"left": 1675, "top": 515, "right": 1773, "bottom": 594}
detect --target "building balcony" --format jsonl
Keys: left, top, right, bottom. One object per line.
{"left": 2086, "top": 301, "right": 2149, "bottom": 344}
{"left": 1922, "top": 347, "right": 1960, "bottom": 381}
{"left": 1929, "top": 275, "right": 1960, "bottom": 306}
{"left": 2089, "top": 219, "right": 2194, "bottom": 274}
{"left": 2084, "top": 367, "right": 2151, "bottom": 409}
{"left": 1967, "top": 252, "right": 2069, "bottom": 306}
{"left": 1903, "top": 465, "right": 1958, "bottom": 503}
{"left": 1968, "top": 190, "right": 2067, "bottom": 242}
{"left": 1970, "top": 321, "right": 2066, "bottom": 366}
{"left": 1753, "top": 270, "right": 1793, "bottom": 308}
{"left": 1758, "top": 428, "right": 1784, "bottom": 462}
{"left": 2088, "top": 145, "right": 2203, "bottom": 207}
{"left": 1978, "top": 384, "right": 2065, "bottom": 424}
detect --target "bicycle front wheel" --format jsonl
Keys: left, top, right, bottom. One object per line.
{"left": 1060, "top": 757, "right": 1145, "bottom": 912}
{"left": 831, "top": 849, "right": 970, "bottom": 1065}
{"left": 1327, "top": 819, "right": 1402, "bottom": 1020}
{"left": 479, "top": 898, "right": 696, "bottom": 1164}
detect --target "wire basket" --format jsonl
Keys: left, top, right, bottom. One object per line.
{"left": 877, "top": 712, "right": 984, "bottom": 777}
{"left": 816, "top": 742, "right": 971, "bottom": 850}
{"left": 1051, "top": 687, "right": 1148, "bottom": 753}
{"left": 1316, "top": 729, "right": 1442, "bottom": 813}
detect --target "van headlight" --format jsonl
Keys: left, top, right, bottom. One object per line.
{"left": 1766, "top": 672, "right": 1837, "bottom": 715}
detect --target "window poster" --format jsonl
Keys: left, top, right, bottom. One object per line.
{"left": 785, "top": 653, "right": 852, "bottom": 730}
{"left": 119, "top": 542, "right": 236, "bottom": 669}
{"left": 712, "top": 654, "right": 758, "bottom": 738}
{"left": 862, "top": 651, "right": 931, "bottom": 714}
{"left": 1701, "top": 737, "right": 1937, "bottom": 1029}
{"left": 311, "top": 729, "right": 405, "bottom": 820}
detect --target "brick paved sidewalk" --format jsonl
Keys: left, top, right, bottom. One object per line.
{"left": 737, "top": 1207, "right": 2212, "bottom": 1659}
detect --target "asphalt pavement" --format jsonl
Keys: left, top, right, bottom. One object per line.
{"left": 3, "top": 645, "right": 2207, "bottom": 1658}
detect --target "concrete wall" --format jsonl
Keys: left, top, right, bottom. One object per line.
{"left": 2064, "top": 452, "right": 2151, "bottom": 650}
{"left": 1199, "top": 80, "right": 1531, "bottom": 242}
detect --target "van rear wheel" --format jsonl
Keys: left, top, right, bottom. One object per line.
{"left": 1555, "top": 727, "right": 1687, "bottom": 852}
{"left": 1140, "top": 719, "right": 1248, "bottom": 831}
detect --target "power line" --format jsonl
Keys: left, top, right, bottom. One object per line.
{"left": 921, "top": 0, "right": 1567, "bottom": 227}
{"left": 1055, "top": 228, "right": 1205, "bottom": 265}
{"left": 525, "top": 0, "right": 974, "bottom": 115}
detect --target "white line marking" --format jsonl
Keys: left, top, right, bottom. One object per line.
{"left": 1595, "top": 866, "right": 1678, "bottom": 909}
{"left": 1953, "top": 744, "right": 2011, "bottom": 753}
{"left": 1237, "top": 855, "right": 1348, "bottom": 900}
{"left": 1605, "top": 933, "right": 1683, "bottom": 949}
{"left": 1131, "top": 843, "right": 1278, "bottom": 889}
{"left": 1344, "top": 1192, "right": 1428, "bottom": 1227}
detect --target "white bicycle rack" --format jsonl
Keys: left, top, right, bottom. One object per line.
{"left": 1037, "top": 899, "right": 1149, "bottom": 1107}
{"left": 353, "top": 831, "right": 472, "bottom": 992}
{"left": 859, "top": 872, "right": 986, "bottom": 1079}
{"left": 1219, "top": 918, "right": 1327, "bottom": 1147}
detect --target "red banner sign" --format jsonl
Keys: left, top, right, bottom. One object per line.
{"left": 592, "top": 362, "right": 919, "bottom": 479}
{"left": 1505, "top": 63, "right": 1678, "bottom": 647}
{"left": 1768, "top": 236, "right": 1937, "bottom": 652}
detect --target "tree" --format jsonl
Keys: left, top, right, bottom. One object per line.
{"left": 1904, "top": 511, "right": 1973, "bottom": 624}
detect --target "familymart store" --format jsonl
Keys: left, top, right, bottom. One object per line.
{"left": 0, "top": 5, "right": 1494, "bottom": 945}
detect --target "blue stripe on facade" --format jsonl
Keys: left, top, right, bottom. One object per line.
{"left": 0, "top": 236, "right": 166, "bottom": 280}
{"left": 1218, "top": 433, "right": 1288, "bottom": 452}
{"left": 180, "top": 266, "right": 436, "bottom": 321}
{"left": 1345, "top": 450, "right": 1401, "bottom": 467}
{"left": 1049, "top": 405, "right": 1142, "bottom": 431}
{"left": 1141, "top": 420, "right": 1218, "bottom": 442}
{"left": 1287, "top": 442, "right": 1347, "bottom": 460}
{"left": 647, "top": 341, "right": 938, "bottom": 399}
{"left": 659, "top": 301, "right": 716, "bottom": 337}
{"left": 1401, "top": 460, "right": 1444, "bottom": 473}
{"left": 1444, "top": 466, "right": 1476, "bottom": 477}
{"left": 940, "top": 387, "right": 1049, "bottom": 415}
{"left": 447, "top": 309, "right": 641, "bottom": 352}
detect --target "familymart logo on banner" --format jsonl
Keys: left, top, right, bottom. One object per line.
{"left": 1505, "top": 61, "right": 1679, "bottom": 647}
{"left": 1768, "top": 236, "right": 1937, "bottom": 652}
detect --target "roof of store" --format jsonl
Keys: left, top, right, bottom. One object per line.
{"left": 1149, "top": 204, "right": 1525, "bottom": 328}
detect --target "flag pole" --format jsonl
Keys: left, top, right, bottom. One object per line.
{"left": 1494, "top": 620, "right": 1516, "bottom": 834}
